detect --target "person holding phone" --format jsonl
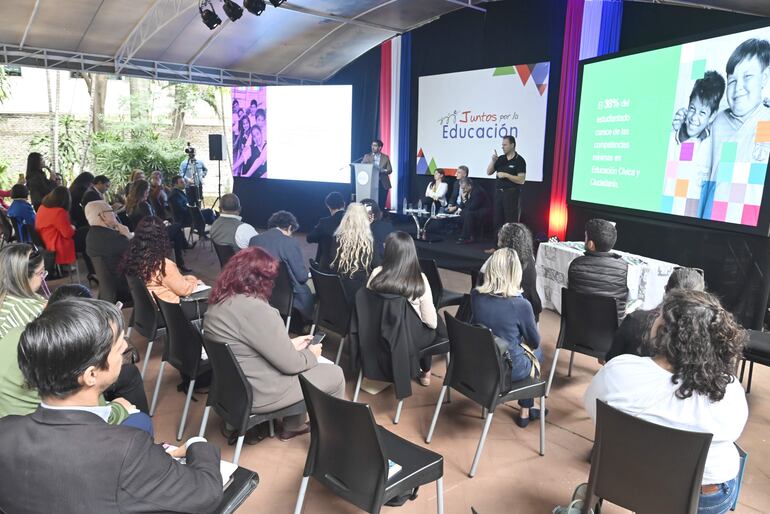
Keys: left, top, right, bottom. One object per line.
{"left": 486, "top": 135, "right": 526, "bottom": 230}
{"left": 204, "top": 247, "right": 345, "bottom": 442}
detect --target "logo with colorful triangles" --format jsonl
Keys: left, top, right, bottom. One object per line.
{"left": 493, "top": 63, "right": 550, "bottom": 95}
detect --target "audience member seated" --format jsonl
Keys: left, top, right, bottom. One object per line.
{"left": 249, "top": 210, "right": 315, "bottom": 322}
{"left": 456, "top": 178, "right": 491, "bottom": 244}
{"left": 35, "top": 186, "right": 76, "bottom": 267}
{"left": 85, "top": 200, "right": 133, "bottom": 303}
{"left": 0, "top": 298, "right": 223, "bottom": 513}
{"left": 210, "top": 193, "right": 258, "bottom": 251}
{"left": 204, "top": 247, "right": 345, "bottom": 441}
{"left": 329, "top": 203, "right": 374, "bottom": 301}
{"left": 360, "top": 198, "right": 394, "bottom": 263}
{"left": 25, "top": 152, "right": 57, "bottom": 210}
{"left": 69, "top": 171, "right": 94, "bottom": 229}
{"left": 124, "top": 168, "right": 145, "bottom": 196}
{"left": 47, "top": 284, "right": 149, "bottom": 414}
{"left": 127, "top": 179, "right": 191, "bottom": 271}
{"left": 480, "top": 222, "right": 542, "bottom": 321}
{"left": 149, "top": 170, "right": 170, "bottom": 219}
{"left": 605, "top": 267, "right": 705, "bottom": 362}
{"left": 368, "top": 231, "right": 446, "bottom": 386}
{"left": 585, "top": 290, "right": 748, "bottom": 513}
{"left": 567, "top": 218, "right": 628, "bottom": 321}
{"left": 7, "top": 184, "right": 36, "bottom": 231}
{"left": 169, "top": 175, "right": 192, "bottom": 227}
{"left": 445, "top": 165, "right": 469, "bottom": 212}
{"left": 306, "top": 191, "right": 345, "bottom": 270}
{"left": 424, "top": 168, "right": 448, "bottom": 212}
{"left": 0, "top": 245, "right": 131, "bottom": 425}
{"left": 120, "top": 217, "right": 203, "bottom": 319}
{"left": 81, "top": 174, "right": 111, "bottom": 208}
{"left": 472, "top": 248, "right": 543, "bottom": 427}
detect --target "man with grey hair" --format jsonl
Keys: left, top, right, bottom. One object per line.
{"left": 605, "top": 267, "right": 706, "bottom": 362}
{"left": 446, "top": 165, "right": 469, "bottom": 214}
{"left": 210, "top": 193, "right": 258, "bottom": 250}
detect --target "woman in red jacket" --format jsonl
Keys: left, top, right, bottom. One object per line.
{"left": 35, "top": 186, "right": 76, "bottom": 265}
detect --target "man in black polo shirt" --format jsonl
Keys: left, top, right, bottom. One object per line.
{"left": 486, "top": 135, "right": 526, "bottom": 230}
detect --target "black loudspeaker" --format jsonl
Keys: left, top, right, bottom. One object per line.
{"left": 208, "top": 134, "right": 223, "bottom": 161}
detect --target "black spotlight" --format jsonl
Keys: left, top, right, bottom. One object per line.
{"left": 269, "top": 0, "right": 286, "bottom": 6}
{"left": 243, "top": 0, "right": 267, "bottom": 16}
{"left": 199, "top": 1, "right": 222, "bottom": 29}
{"left": 222, "top": 0, "right": 243, "bottom": 21}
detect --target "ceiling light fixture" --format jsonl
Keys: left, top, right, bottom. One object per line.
{"left": 243, "top": 0, "right": 267, "bottom": 16}
{"left": 222, "top": 0, "right": 243, "bottom": 21}
{"left": 269, "top": 0, "right": 286, "bottom": 7}
{"left": 199, "top": 0, "right": 222, "bottom": 29}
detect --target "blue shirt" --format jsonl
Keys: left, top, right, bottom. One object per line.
{"left": 7, "top": 200, "right": 36, "bottom": 237}
{"left": 179, "top": 159, "right": 208, "bottom": 182}
{"left": 471, "top": 290, "right": 540, "bottom": 371}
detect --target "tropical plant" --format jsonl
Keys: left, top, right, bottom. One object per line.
{"left": 169, "top": 83, "right": 220, "bottom": 138}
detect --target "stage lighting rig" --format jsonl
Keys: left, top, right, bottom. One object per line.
{"left": 199, "top": 0, "right": 222, "bottom": 29}
{"left": 243, "top": 0, "right": 267, "bottom": 16}
{"left": 269, "top": 0, "right": 286, "bottom": 6}
{"left": 222, "top": 0, "right": 243, "bottom": 21}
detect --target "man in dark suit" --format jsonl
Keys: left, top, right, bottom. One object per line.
{"left": 306, "top": 191, "right": 345, "bottom": 269}
{"left": 445, "top": 165, "right": 469, "bottom": 212}
{"left": 456, "top": 178, "right": 491, "bottom": 244}
{"left": 168, "top": 175, "right": 193, "bottom": 227}
{"left": 250, "top": 210, "right": 315, "bottom": 321}
{"left": 0, "top": 298, "right": 222, "bottom": 514}
{"left": 81, "top": 175, "right": 111, "bottom": 208}
{"left": 360, "top": 198, "right": 394, "bottom": 265}
{"left": 362, "top": 139, "right": 393, "bottom": 210}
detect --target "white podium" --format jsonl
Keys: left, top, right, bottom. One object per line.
{"left": 352, "top": 163, "right": 379, "bottom": 202}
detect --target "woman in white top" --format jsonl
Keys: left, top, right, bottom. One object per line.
{"left": 424, "top": 169, "right": 448, "bottom": 212}
{"left": 584, "top": 289, "right": 747, "bottom": 514}
{"left": 367, "top": 231, "right": 445, "bottom": 386}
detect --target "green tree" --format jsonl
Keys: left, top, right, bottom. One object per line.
{"left": 30, "top": 115, "right": 87, "bottom": 181}
{"left": 169, "top": 83, "right": 219, "bottom": 138}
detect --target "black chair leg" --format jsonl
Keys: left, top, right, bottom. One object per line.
{"left": 747, "top": 361, "right": 754, "bottom": 394}
{"left": 739, "top": 359, "right": 746, "bottom": 382}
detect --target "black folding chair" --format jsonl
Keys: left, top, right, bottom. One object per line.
{"left": 739, "top": 329, "right": 770, "bottom": 394}
{"left": 7, "top": 215, "right": 30, "bottom": 243}
{"left": 151, "top": 295, "right": 212, "bottom": 441}
{"left": 419, "top": 258, "right": 464, "bottom": 310}
{"left": 269, "top": 261, "right": 294, "bottom": 332}
{"left": 188, "top": 206, "right": 210, "bottom": 248}
{"left": 91, "top": 256, "right": 119, "bottom": 303}
{"left": 426, "top": 314, "right": 546, "bottom": 477}
{"left": 199, "top": 338, "right": 305, "bottom": 466}
{"left": 213, "top": 242, "right": 236, "bottom": 268}
{"left": 582, "top": 400, "right": 711, "bottom": 514}
{"left": 309, "top": 265, "right": 352, "bottom": 365}
{"left": 546, "top": 288, "right": 618, "bottom": 396}
{"left": 294, "top": 375, "right": 445, "bottom": 514}
{"left": 0, "top": 211, "right": 14, "bottom": 244}
{"left": 126, "top": 275, "right": 165, "bottom": 378}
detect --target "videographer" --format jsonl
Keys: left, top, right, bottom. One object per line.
{"left": 179, "top": 144, "right": 207, "bottom": 207}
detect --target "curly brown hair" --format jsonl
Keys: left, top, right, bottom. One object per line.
{"left": 118, "top": 216, "right": 171, "bottom": 282}
{"left": 650, "top": 289, "right": 746, "bottom": 402}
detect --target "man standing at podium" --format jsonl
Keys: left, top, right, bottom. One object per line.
{"left": 362, "top": 139, "right": 393, "bottom": 210}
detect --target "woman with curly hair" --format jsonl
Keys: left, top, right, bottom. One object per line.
{"left": 481, "top": 222, "right": 541, "bottom": 320}
{"left": 204, "top": 246, "right": 345, "bottom": 441}
{"left": 584, "top": 289, "right": 748, "bottom": 514}
{"left": 119, "top": 217, "right": 202, "bottom": 306}
{"left": 329, "top": 203, "right": 374, "bottom": 301}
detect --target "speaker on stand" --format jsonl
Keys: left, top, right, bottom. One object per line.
{"left": 208, "top": 134, "right": 224, "bottom": 210}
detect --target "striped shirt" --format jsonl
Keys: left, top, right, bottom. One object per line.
{"left": 0, "top": 294, "right": 46, "bottom": 338}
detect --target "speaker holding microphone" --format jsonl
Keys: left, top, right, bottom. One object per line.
{"left": 208, "top": 134, "right": 223, "bottom": 161}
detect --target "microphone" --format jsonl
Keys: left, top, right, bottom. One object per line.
{"left": 352, "top": 154, "right": 367, "bottom": 163}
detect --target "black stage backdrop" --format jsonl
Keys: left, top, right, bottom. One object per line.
{"left": 567, "top": 2, "right": 770, "bottom": 329}
{"left": 405, "top": 0, "right": 568, "bottom": 240}
{"left": 235, "top": 46, "right": 380, "bottom": 231}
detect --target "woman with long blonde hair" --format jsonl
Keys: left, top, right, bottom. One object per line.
{"left": 330, "top": 203, "right": 374, "bottom": 300}
{"left": 472, "top": 248, "right": 543, "bottom": 427}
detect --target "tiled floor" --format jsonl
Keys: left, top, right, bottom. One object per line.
{"left": 62, "top": 237, "right": 770, "bottom": 513}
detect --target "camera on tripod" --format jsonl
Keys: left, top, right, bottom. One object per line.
{"left": 184, "top": 142, "right": 196, "bottom": 156}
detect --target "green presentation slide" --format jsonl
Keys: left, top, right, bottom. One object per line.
{"left": 571, "top": 46, "right": 681, "bottom": 211}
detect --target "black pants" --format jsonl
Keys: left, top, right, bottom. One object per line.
{"left": 416, "top": 316, "right": 448, "bottom": 372}
{"left": 73, "top": 226, "right": 95, "bottom": 275}
{"left": 461, "top": 208, "right": 489, "bottom": 240}
{"left": 378, "top": 186, "right": 390, "bottom": 212}
{"left": 104, "top": 363, "right": 150, "bottom": 413}
{"left": 166, "top": 223, "right": 187, "bottom": 267}
{"left": 186, "top": 185, "right": 201, "bottom": 207}
{"left": 493, "top": 187, "right": 521, "bottom": 231}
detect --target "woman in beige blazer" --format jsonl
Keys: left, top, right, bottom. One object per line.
{"left": 204, "top": 246, "right": 345, "bottom": 441}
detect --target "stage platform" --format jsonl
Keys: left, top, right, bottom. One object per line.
{"left": 393, "top": 221, "right": 490, "bottom": 274}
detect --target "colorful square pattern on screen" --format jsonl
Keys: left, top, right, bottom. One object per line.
{"left": 661, "top": 139, "right": 766, "bottom": 226}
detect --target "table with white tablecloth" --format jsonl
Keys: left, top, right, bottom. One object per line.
{"left": 535, "top": 241, "right": 679, "bottom": 314}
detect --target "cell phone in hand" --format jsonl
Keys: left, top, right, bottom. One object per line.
{"left": 309, "top": 332, "right": 326, "bottom": 346}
